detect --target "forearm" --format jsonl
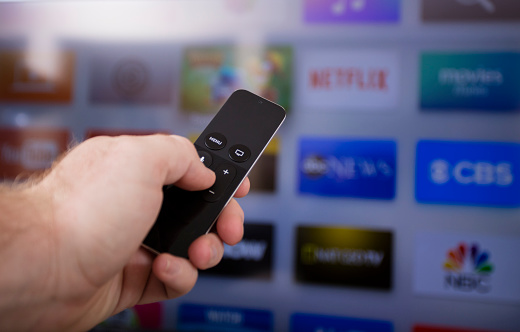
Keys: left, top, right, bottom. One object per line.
{"left": 0, "top": 183, "right": 56, "bottom": 330}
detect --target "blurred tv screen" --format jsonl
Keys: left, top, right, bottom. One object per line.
{"left": 0, "top": 1, "right": 519, "bottom": 331}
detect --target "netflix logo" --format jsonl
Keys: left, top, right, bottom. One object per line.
{"left": 299, "top": 50, "right": 400, "bottom": 110}
{"left": 310, "top": 68, "right": 389, "bottom": 91}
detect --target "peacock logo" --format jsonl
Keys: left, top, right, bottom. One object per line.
{"left": 444, "top": 242, "right": 493, "bottom": 273}
{"left": 443, "top": 242, "right": 494, "bottom": 293}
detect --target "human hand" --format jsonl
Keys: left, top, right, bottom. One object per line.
{"left": 0, "top": 134, "right": 249, "bottom": 331}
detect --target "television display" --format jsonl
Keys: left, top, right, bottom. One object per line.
{"left": 0, "top": 1, "right": 519, "bottom": 331}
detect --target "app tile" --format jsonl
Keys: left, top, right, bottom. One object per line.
{"left": 0, "top": 127, "right": 70, "bottom": 179}
{"left": 299, "top": 49, "right": 400, "bottom": 110}
{"left": 414, "top": 232, "right": 520, "bottom": 303}
{"left": 180, "top": 46, "right": 292, "bottom": 114}
{"left": 0, "top": 50, "right": 75, "bottom": 103}
{"left": 89, "top": 52, "right": 174, "bottom": 105}
{"left": 201, "top": 223, "right": 274, "bottom": 280}
{"left": 291, "top": 313, "right": 393, "bottom": 332}
{"left": 422, "top": 0, "right": 520, "bottom": 22}
{"left": 299, "top": 137, "right": 396, "bottom": 199}
{"left": 304, "top": 0, "right": 400, "bottom": 23}
{"left": 420, "top": 52, "right": 520, "bottom": 111}
{"left": 295, "top": 225, "right": 393, "bottom": 289}
{"left": 415, "top": 140, "right": 520, "bottom": 207}
{"left": 177, "top": 303, "right": 273, "bottom": 332}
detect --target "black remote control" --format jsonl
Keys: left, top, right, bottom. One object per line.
{"left": 143, "top": 90, "right": 286, "bottom": 258}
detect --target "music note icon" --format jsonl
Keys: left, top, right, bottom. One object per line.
{"left": 331, "top": 0, "right": 347, "bottom": 15}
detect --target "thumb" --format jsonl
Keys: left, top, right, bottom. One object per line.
{"left": 157, "top": 135, "right": 215, "bottom": 190}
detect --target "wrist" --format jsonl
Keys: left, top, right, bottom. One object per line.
{"left": 0, "top": 182, "right": 57, "bottom": 330}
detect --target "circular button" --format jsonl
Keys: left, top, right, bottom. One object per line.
{"left": 205, "top": 133, "right": 227, "bottom": 150}
{"left": 229, "top": 144, "right": 251, "bottom": 163}
{"left": 197, "top": 150, "right": 213, "bottom": 167}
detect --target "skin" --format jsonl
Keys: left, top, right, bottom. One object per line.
{"left": 0, "top": 134, "right": 249, "bottom": 332}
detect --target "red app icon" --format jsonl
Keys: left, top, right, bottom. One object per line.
{"left": 0, "top": 127, "right": 70, "bottom": 179}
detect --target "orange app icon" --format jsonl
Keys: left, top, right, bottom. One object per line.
{"left": 0, "top": 128, "right": 70, "bottom": 179}
{"left": 0, "top": 50, "right": 75, "bottom": 103}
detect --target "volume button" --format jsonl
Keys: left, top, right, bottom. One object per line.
{"left": 202, "top": 163, "right": 237, "bottom": 202}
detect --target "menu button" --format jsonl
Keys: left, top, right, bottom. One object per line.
{"left": 205, "top": 133, "right": 227, "bottom": 150}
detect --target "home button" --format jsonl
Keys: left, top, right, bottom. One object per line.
{"left": 229, "top": 144, "right": 251, "bottom": 163}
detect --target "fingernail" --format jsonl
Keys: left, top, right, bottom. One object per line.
{"left": 211, "top": 245, "right": 219, "bottom": 263}
{"left": 165, "top": 258, "right": 180, "bottom": 275}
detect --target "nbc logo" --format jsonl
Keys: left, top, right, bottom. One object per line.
{"left": 415, "top": 232, "right": 520, "bottom": 302}
{"left": 443, "top": 242, "right": 493, "bottom": 294}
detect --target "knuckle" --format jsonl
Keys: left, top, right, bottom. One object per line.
{"left": 174, "top": 135, "right": 197, "bottom": 155}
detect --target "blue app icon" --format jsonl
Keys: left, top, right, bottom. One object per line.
{"left": 177, "top": 303, "right": 273, "bottom": 332}
{"left": 420, "top": 52, "right": 520, "bottom": 111}
{"left": 290, "top": 313, "right": 393, "bottom": 332}
{"left": 298, "top": 137, "right": 396, "bottom": 199}
{"left": 415, "top": 140, "right": 520, "bottom": 207}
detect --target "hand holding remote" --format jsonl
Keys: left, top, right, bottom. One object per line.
{"left": 0, "top": 134, "right": 248, "bottom": 331}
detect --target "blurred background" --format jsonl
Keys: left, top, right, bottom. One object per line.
{"left": 0, "top": 0, "right": 519, "bottom": 331}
